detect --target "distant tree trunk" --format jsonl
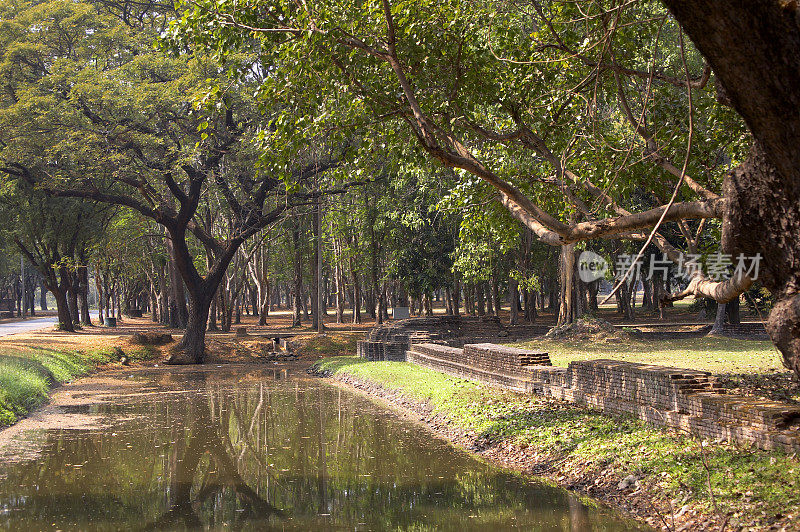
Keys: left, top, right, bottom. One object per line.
{"left": 641, "top": 278, "right": 653, "bottom": 311}
{"left": 491, "top": 276, "right": 500, "bottom": 316}
{"left": 56, "top": 265, "right": 75, "bottom": 332}
{"left": 452, "top": 277, "right": 461, "bottom": 317}
{"left": 727, "top": 296, "right": 741, "bottom": 325}
{"left": 476, "top": 283, "right": 486, "bottom": 316}
{"left": 509, "top": 277, "right": 519, "bottom": 325}
{"left": 351, "top": 266, "right": 362, "bottom": 324}
{"left": 67, "top": 273, "right": 79, "bottom": 327}
{"left": 587, "top": 280, "right": 599, "bottom": 313}
{"left": 95, "top": 274, "right": 104, "bottom": 325}
{"left": 208, "top": 294, "right": 218, "bottom": 331}
{"left": 149, "top": 282, "right": 158, "bottom": 323}
{"left": 711, "top": 302, "right": 727, "bottom": 335}
{"left": 465, "top": 283, "right": 475, "bottom": 316}
{"left": 444, "top": 286, "right": 453, "bottom": 316}
{"left": 557, "top": 243, "right": 576, "bottom": 326}
{"left": 526, "top": 289, "right": 538, "bottom": 323}
{"left": 334, "top": 248, "right": 345, "bottom": 323}
{"left": 234, "top": 294, "right": 241, "bottom": 324}
{"left": 40, "top": 280, "right": 48, "bottom": 311}
{"left": 78, "top": 265, "right": 91, "bottom": 325}
{"left": 423, "top": 293, "right": 433, "bottom": 316}
{"left": 312, "top": 198, "right": 324, "bottom": 332}
{"left": 292, "top": 223, "right": 304, "bottom": 327}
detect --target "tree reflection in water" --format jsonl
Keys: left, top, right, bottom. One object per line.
{"left": 145, "top": 372, "right": 284, "bottom": 529}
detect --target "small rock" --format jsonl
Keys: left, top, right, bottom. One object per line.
{"left": 617, "top": 475, "right": 637, "bottom": 490}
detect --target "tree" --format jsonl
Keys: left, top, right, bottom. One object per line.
{"left": 0, "top": 181, "right": 106, "bottom": 330}
{"left": 169, "top": 0, "right": 800, "bottom": 375}
{"left": 0, "top": 0, "right": 346, "bottom": 362}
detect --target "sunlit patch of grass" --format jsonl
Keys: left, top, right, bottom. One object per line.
{"left": 297, "top": 333, "right": 360, "bottom": 357}
{"left": 0, "top": 345, "right": 128, "bottom": 428}
{"left": 316, "top": 356, "right": 800, "bottom": 528}
{"left": 0, "top": 357, "right": 51, "bottom": 426}
{"left": 510, "top": 336, "right": 781, "bottom": 374}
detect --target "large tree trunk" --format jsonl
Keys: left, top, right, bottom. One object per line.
{"left": 170, "top": 293, "right": 212, "bottom": 364}
{"left": 662, "top": 0, "right": 800, "bottom": 375}
{"left": 52, "top": 284, "right": 74, "bottom": 332}
{"left": 167, "top": 236, "right": 189, "bottom": 329}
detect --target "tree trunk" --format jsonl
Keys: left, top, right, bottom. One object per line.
{"left": 587, "top": 280, "right": 599, "bottom": 313}
{"left": 167, "top": 236, "right": 188, "bottom": 329}
{"left": 150, "top": 282, "right": 159, "bottom": 323}
{"left": 557, "top": 243, "right": 576, "bottom": 326}
{"left": 526, "top": 290, "right": 538, "bottom": 323}
{"left": 491, "top": 276, "right": 500, "bottom": 316}
{"left": 662, "top": 0, "right": 800, "bottom": 376}
{"left": 509, "top": 277, "right": 519, "bottom": 325}
{"left": 452, "top": 277, "right": 461, "bottom": 317}
{"left": 351, "top": 267, "right": 362, "bottom": 324}
{"left": 78, "top": 265, "right": 91, "bottom": 325}
{"left": 40, "top": 280, "right": 48, "bottom": 311}
{"left": 727, "top": 295, "right": 741, "bottom": 325}
{"left": 67, "top": 275, "right": 79, "bottom": 327}
{"left": 312, "top": 199, "right": 324, "bottom": 332}
{"left": 171, "top": 294, "right": 212, "bottom": 364}
{"left": 52, "top": 285, "right": 74, "bottom": 332}
{"left": 711, "top": 302, "right": 727, "bottom": 335}
{"left": 95, "top": 273, "right": 104, "bottom": 325}
{"left": 208, "top": 295, "right": 218, "bottom": 331}
{"left": 291, "top": 223, "right": 304, "bottom": 327}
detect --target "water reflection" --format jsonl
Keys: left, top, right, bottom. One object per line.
{"left": 0, "top": 368, "right": 645, "bottom": 531}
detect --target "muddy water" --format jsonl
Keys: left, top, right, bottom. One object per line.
{"left": 0, "top": 366, "right": 644, "bottom": 531}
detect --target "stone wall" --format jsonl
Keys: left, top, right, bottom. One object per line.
{"left": 719, "top": 322, "right": 770, "bottom": 340}
{"left": 356, "top": 316, "right": 545, "bottom": 361}
{"left": 404, "top": 343, "right": 800, "bottom": 453}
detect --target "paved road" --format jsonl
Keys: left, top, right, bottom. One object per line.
{"left": 0, "top": 316, "right": 58, "bottom": 337}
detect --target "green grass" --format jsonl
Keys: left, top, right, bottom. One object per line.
{"left": 0, "top": 345, "right": 155, "bottom": 428}
{"left": 298, "top": 333, "right": 360, "bottom": 357}
{"left": 316, "top": 356, "right": 800, "bottom": 529}
{"left": 510, "top": 336, "right": 782, "bottom": 375}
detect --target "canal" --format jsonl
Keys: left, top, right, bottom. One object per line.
{"left": 0, "top": 366, "right": 644, "bottom": 530}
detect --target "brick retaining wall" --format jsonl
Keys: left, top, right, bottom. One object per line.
{"left": 355, "top": 316, "right": 545, "bottom": 361}
{"left": 403, "top": 343, "right": 800, "bottom": 453}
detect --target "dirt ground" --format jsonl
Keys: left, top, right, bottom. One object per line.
{"left": 0, "top": 310, "right": 371, "bottom": 364}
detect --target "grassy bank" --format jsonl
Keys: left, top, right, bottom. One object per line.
{"left": 294, "top": 332, "right": 360, "bottom": 357}
{"left": 315, "top": 356, "right": 800, "bottom": 530}
{"left": 0, "top": 345, "right": 156, "bottom": 427}
{"left": 511, "top": 336, "right": 781, "bottom": 374}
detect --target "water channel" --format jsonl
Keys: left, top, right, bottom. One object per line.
{"left": 0, "top": 366, "right": 645, "bottom": 530}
